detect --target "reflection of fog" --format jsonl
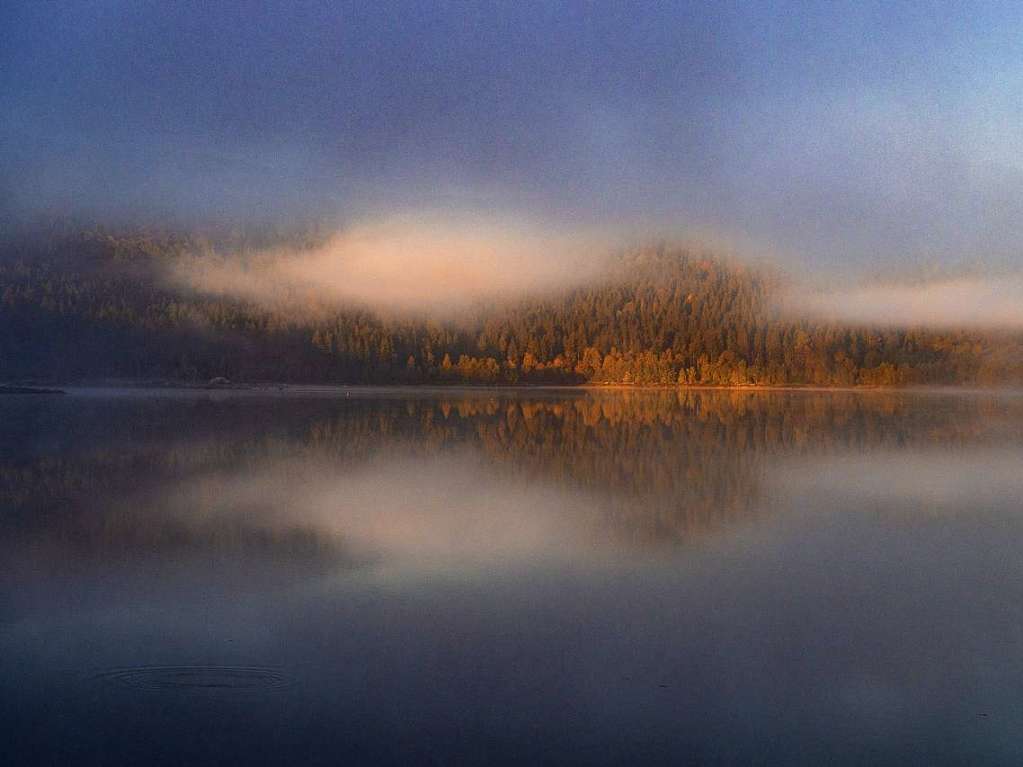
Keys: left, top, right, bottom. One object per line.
{"left": 772, "top": 449, "right": 1023, "bottom": 515}
{"left": 1, "top": 387, "right": 1021, "bottom": 573}
{"left": 175, "top": 452, "right": 605, "bottom": 564}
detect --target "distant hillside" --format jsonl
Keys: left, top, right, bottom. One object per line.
{"left": 2, "top": 229, "right": 1021, "bottom": 386}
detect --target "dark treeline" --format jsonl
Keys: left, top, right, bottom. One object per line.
{"left": 2, "top": 229, "right": 1022, "bottom": 386}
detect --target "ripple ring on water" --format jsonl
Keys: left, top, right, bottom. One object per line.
{"left": 90, "top": 665, "right": 293, "bottom": 695}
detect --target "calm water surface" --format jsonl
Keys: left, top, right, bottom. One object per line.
{"left": 2, "top": 387, "right": 1023, "bottom": 765}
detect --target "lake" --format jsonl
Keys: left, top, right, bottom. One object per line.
{"left": 2, "top": 386, "right": 1023, "bottom": 765}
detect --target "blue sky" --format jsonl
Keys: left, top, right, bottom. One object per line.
{"left": 3, "top": 0, "right": 1022, "bottom": 274}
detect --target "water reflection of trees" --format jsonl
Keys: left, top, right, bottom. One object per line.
{"left": 1, "top": 390, "right": 1020, "bottom": 554}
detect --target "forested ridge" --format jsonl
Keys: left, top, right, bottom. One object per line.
{"left": 2, "top": 229, "right": 1021, "bottom": 386}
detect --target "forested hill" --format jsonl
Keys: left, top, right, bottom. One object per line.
{"left": 1, "top": 229, "right": 1021, "bottom": 386}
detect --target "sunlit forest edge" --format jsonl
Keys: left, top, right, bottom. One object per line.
{"left": 3, "top": 228, "right": 1022, "bottom": 386}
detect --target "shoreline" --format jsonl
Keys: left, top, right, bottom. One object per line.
{"left": 20, "top": 380, "right": 1021, "bottom": 396}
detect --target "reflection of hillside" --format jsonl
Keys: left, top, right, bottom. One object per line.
{"left": 410, "top": 390, "right": 1022, "bottom": 541}
{"left": 1, "top": 390, "right": 1020, "bottom": 552}
{"left": 302, "top": 389, "right": 1023, "bottom": 541}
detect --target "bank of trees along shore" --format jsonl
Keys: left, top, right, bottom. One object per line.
{"left": 2, "top": 230, "right": 1021, "bottom": 386}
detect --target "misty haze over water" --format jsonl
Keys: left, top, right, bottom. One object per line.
{"left": 2, "top": 387, "right": 1023, "bottom": 765}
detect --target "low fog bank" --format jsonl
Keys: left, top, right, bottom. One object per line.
{"left": 780, "top": 274, "right": 1023, "bottom": 330}
{"left": 165, "top": 211, "right": 1023, "bottom": 330}
{"left": 8, "top": 209, "right": 1023, "bottom": 336}
{"left": 168, "top": 211, "right": 615, "bottom": 317}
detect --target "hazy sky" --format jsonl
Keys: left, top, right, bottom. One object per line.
{"left": 3, "top": 1, "right": 1023, "bottom": 274}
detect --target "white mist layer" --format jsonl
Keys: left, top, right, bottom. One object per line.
{"left": 786, "top": 275, "right": 1023, "bottom": 329}
{"left": 171, "top": 211, "right": 610, "bottom": 315}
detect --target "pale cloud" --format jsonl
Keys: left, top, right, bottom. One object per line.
{"left": 785, "top": 275, "right": 1023, "bottom": 329}
{"left": 170, "top": 210, "right": 612, "bottom": 316}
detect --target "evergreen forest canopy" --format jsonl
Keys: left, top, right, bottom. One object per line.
{"left": 2, "top": 227, "right": 1021, "bottom": 387}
